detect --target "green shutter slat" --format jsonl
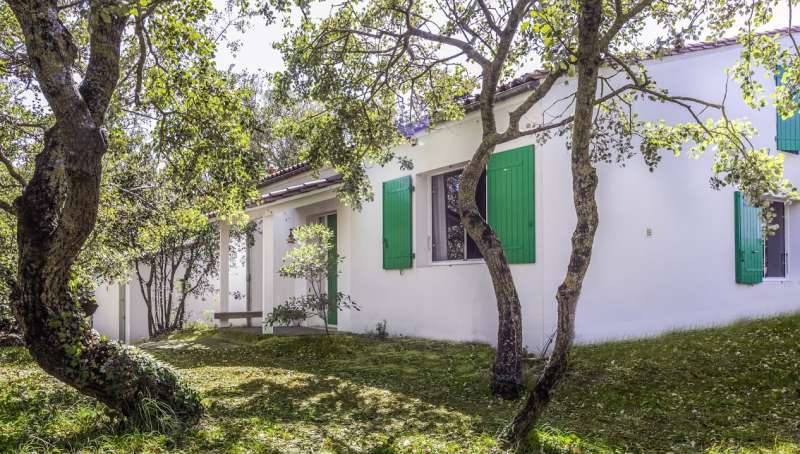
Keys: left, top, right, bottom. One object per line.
{"left": 487, "top": 145, "right": 535, "bottom": 264}
{"left": 383, "top": 175, "right": 413, "bottom": 269}
{"left": 775, "top": 67, "right": 800, "bottom": 153}
{"left": 734, "top": 191, "right": 764, "bottom": 285}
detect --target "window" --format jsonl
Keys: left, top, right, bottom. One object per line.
{"left": 431, "top": 169, "right": 486, "bottom": 261}
{"left": 765, "top": 201, "right": 788, "bottom": 278}
{"left": 775, "top": 67, "right": 800, "bottom": 153}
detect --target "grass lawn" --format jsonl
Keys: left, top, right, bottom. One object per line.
{"left": 3, "top": 314, "right": 800, "bottom": 453}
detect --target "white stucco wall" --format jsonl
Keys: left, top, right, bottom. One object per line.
{"left": 339, "top": 38, "right": 800, "bottom": 350}
{"left": 92, "top": 283, "right": 122, "bottom": 341}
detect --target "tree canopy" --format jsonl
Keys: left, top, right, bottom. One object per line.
{"left": 0, "top": 0, "right": 285, "bottom": 428}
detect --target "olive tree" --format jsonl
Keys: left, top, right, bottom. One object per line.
{"left": 273, "top": 0, "right": 797, "bottom": 447}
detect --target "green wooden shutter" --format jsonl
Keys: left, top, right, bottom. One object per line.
{"left": 734, "top": 191, "right": 764, "bottom": 285}
{"left": 775, "top": 68, "right": 800, "bottom": 153}
{"left": 383, "top": 175, "right": 413, "bottom": 269}
{"left": 488, "top": 145, "right": 535, "bottom": 264}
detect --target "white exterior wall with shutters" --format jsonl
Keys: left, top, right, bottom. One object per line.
{"left": 93, "top": 37, "right": 800, "bottom": 349}
{"left": 337, "top": 37, "right": 800, "bottom": 350}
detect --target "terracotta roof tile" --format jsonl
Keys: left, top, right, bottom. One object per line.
{"left": 256, "top": 161, "right": 312, "bottom": 188}
{"left": 246, "top": 174, "right": 342, "bottom": 208}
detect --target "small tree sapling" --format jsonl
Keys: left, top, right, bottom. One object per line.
{"left": 265, "top": 223, "right": 358, "bottom": 334}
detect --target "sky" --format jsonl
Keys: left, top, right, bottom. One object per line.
{"left": 212, "top": 0, "right": 800, "bottom": 77}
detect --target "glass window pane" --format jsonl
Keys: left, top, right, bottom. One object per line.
{"left": 432, "top": 169, "right": 487, "bottom": 261}
{"left": 765, "top": 201, "right": 787, "bottom": 278}
{"left": 431, "top": 174, "right": 448, "bottom": 261}
{"left": 466, "top": 172, "right": 487, "bottom": 259}
{"left": 444, "top": 170, "right": 465, "bottom": 260}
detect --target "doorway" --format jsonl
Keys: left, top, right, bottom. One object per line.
{"left": 316, "top": 213, "right": 338, "bottom": 326}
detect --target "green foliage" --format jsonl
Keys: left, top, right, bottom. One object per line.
{"left": 0, "top": 0, "right": 275, "bottom": 300}
{"left": 6, "top": 314, "right": 800, "bottom": 452}
{"left": 275, "top": 0, "right": 798, "bottom": 217}
{"left": 274, "top": 0, "right": 479, "bottom": 207}
{"left": 266, "top": 224, "right": 359, "bottom": 334}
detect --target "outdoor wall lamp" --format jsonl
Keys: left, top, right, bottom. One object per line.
{"left": 287, "top": 228, "right": 296, "bottom": 244}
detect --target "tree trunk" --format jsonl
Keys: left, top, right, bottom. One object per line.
{"left": 460, "top": 139, "right": 524, "bottom": 399}
{"left": 500, "top": 0, "right": 603, "bottom": 449}
{"left": 9, "top": 0, "right": 202, "bottom": 428}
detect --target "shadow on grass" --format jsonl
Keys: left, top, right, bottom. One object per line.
{"left": 6, "top": 314, "right": 800, "bottom": 452}
{"left": 144, "top": 319, "right": 800, "bottom": 452}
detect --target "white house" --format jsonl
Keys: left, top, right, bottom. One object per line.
{"left": 95, "top": 28, "right": 800, "bottom": 349}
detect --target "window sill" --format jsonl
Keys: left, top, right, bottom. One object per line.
{"left": 429, "top": 259, "right": 485, "bottom": 267}
{"left": 763, "top": 277, "right": 792, "bottom": 283}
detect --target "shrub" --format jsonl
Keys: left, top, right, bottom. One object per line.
{"left": 264, "top": 223, "right": 359, "bottom": 334}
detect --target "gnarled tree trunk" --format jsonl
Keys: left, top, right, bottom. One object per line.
{"left": 457, "top": 0, "right": 537, "bottom": 399}
{"left": 500, "top": 0, "right": 603, "bottom": 449}
{"left": 460, "top": 139, "right": 524, "bottom": 399}
{"left": 9, "top": 0, "right": 202, "bottom": 427}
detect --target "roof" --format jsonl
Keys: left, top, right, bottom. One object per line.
{"left": 662, "top": 25, "right": 800, "bottom": 57}
{"left": 246, "top": 174, "right": 342, "bottom": 208}
{"left": 257, "top": 161, "right": 312, "bottom": 188}
{"left": 464, "top": 26, "right": 800, "bottom": 109}
{"left": 462, "top": 69, "right": 549, "bottom": 110}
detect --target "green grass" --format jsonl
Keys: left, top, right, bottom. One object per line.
{"left": 3, "top": 314, "right": 800, "bottom": 453}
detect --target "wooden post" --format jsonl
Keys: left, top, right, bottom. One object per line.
{"left": 261, "top": 212, "right": 274, "bottom": 334}
{"left": 219, "top": 221, "right": 230, "bottom": 328}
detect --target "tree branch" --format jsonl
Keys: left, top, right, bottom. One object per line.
{"left": 395, "top": 1, "right": 490, "bottom": 67}
{"left": 475, "top": 0, "right": 501, "bottom": 35}
{"left": 502, "top": 67, "right": 567, "bottom": 140}
{"left": 0, "top": 147, "right": 26, "bottom": 188}
{"left": 0, "top": 199, "right": 13, "bottom": 215}
{"left": 7, "top": 0, "right": 88, "bottom": 127}
{"left": 599, "top": 0, "right": 658, "bottom": 51}
{"left": 80, "top": 0, "right": 129, "bottom": 124}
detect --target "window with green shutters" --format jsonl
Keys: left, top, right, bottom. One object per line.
{"left": 383, "top": 175, "right": 413, "bottom": 269}
{"left": 487, "top": 145, "right": 535, "bottom": 264}
{"left": 734, "top": 191, "right": 764, "bottom": 285}
{"left": 775, "top": 68, "right": 800, "bottom": 153}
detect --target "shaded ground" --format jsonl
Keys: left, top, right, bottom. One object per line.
{"left": 2, "top": 314, "right": 800, "bottom": 453}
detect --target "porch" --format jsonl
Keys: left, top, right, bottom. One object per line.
{"left": 213, "top": 171, "right": 349, "bottom": 334}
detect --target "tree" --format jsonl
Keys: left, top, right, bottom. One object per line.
{"left": 134, "top": 224, "right": 218, "bottom": 337}
{"left": 274, "top": 0, "right": 797, "bottom": 446}
{"left": 0, "top": 0, "right": 273, "bottom": 428}
{"left": 265, "top": 223, "right": 358, "bottom": 334}
{"left": 250, "top": 83, "right": 310, "bottom": 171}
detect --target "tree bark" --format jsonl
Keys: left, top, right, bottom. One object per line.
{"left": 9, "top": 0, "right": 202, "bottom": 428}
{"left": 457, "top": 0, "right": 533, "bottom": 399}
{"left": 500, "top": 0, "right": 603, "bottom": 449}
{"left": 460, "top": 140, "right": 525, "bottom": 399}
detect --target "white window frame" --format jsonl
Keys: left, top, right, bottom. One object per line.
{"left": 428, "top": 165, "right": 486, "bottom": 266}
{"left": 763, "top": 198, "right": 790, "bottom": 281}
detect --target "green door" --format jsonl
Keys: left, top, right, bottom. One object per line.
{"left": 326, "top": 214, "right": 338, "bottom": 325}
